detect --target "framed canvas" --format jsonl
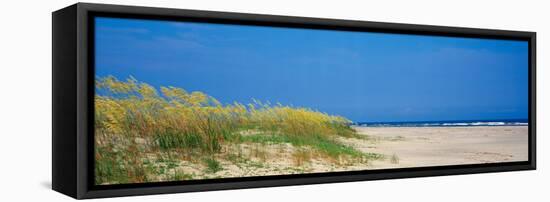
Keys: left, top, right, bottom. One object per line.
{"left": 52, "top": 3, "right": 536, "bottom": 199}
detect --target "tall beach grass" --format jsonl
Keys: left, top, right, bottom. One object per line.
{"left": 94, "top": 75, "right": 381, "bottom": 184}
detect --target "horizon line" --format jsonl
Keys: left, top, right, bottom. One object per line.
{"left": 353, "top": 118, "right": 529, "bottom": 124}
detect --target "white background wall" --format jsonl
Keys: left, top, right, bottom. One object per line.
{"left": 0, "top": 0, "right": 546, "bottom": 201}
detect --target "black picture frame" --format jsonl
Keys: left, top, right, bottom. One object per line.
{"left": 52, "top": 2, "right": 536, "bottom": 199}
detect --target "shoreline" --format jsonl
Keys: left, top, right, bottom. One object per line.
{"left": 352, "top": 125, "right": 529, "bottom": 128}
{"left": 351, "top": 119, "right": 528, "bottom": 128}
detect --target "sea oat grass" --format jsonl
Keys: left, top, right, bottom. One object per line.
{"left": 95, "top": 75, "right": 382, "bottom": 183}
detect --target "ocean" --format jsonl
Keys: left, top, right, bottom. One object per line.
{"left": 353, "top": 119, "right": 528, "bottom": 127}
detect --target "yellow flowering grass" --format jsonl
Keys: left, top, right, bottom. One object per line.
{"left": 94, "top": 75, "right": 381, "bottom": 184}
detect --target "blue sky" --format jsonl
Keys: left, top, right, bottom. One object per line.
{"left": 95, "top": 17, "right": 528, "bottom": 122}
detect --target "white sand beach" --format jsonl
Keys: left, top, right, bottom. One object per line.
{"left": 158, "top": 126, "right": 529, "bottom": 181}
{"left": 351, "top": 126, "right": 529, "bottom": 169}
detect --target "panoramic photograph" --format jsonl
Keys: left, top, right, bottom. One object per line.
{"left": 93, "top": 17, "right": 529, "bottom": 185}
